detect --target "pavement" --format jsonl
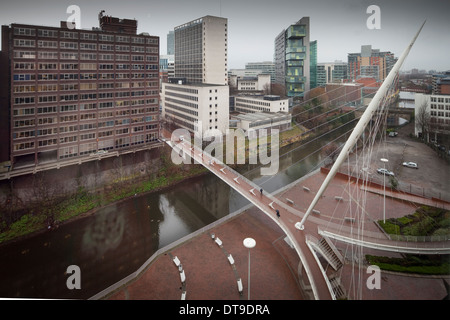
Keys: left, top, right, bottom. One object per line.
{"left": 105, "top": 207, "right": 305, "bottom": 300}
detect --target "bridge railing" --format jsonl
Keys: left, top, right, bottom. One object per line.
{"left": 318, "top": 226, "right": 450, "bottom": 254}
{"left": 191, "top": 142, "right": 304, "bottom": 219}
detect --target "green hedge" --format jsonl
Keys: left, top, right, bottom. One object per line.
{"left": 367, "top": 254, "right": 450, "bottom": 275}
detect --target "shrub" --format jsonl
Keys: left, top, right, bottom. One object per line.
{"left": 378, "top": 220, "right": 400, "bottom": 234}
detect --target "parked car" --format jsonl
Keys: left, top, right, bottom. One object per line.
{"left": 402, "top": 161, "right": 418, "bottom": 169}
{"left": 388, "top": 131, "right": 398, "bottom": 137}
{"left": 377, "top": 168, "right": 395, "bottom": 176}
{"left": 90, "top": 150, "right": 108, "bottom": 156}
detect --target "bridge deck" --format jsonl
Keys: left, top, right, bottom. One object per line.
{"left": 166, "top": 136, "right": 334, "bottom": 300}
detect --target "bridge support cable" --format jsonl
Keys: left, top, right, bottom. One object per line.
{"left": 295, "top": 21, "right": 426, "bottom": 231}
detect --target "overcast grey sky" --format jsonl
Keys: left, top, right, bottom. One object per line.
{"left": 1, "top": 0, "right": 449, "bottom": 71}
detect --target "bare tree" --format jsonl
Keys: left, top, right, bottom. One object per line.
{"left": 415, "top": 101, "right": 431, "bottom": 142}
{"left": 322, "top": 142, "right": 341, "bottom": 165}
{"left": 271, "top": 83, "right": 286, "bottom": 98}
{"left": 262, "top": 83, "right": 271, "bottom": 96}
{"left": 31, "top": 172, "right": 60, "bottom": 228}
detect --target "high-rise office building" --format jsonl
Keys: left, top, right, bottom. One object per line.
{"left": 316, "top": 61, "right": 348, "bottom": 87}
{"left": 245, "top": 61, "right": 276, "bottom": 83}
{"left": 274, "top": 17, "right": 312, "bottom": 98}
{"left": 347, "top": 45, "right": 397, "bottom": 82}
{"left": 167, "top": 30, "right": 174, "bottom": 55}
{"left": 160, "top": 54, "right": 174, "bottom": 84}
{"left": 0, "top": 13, "right": 160, "bottom": 169}
{"left": 174, "top": 15, "right": 228, "bottom": 85}
{"left": 162, "top": 15, "right": 229, "bottom": 136}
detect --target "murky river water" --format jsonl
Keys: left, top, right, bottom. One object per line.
{"left": 0, "top": 123, "right": 354, "bottom": 299}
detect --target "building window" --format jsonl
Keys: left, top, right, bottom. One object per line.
{"left": 60, "top": 42, "right": 78, "bottom": 50}
{"left": 99, "top": 34, "right": 114, "bottom": 42}
{"left": 38, "top": 29, "right": 58, "bottom": 38}
{"left": 14, "top": 39, "right": 35, "bottom": 47}
{"left": 80, "top": 33, "right": 97, "bottom": 41}
{"left": 38, "top": 40, "right": 58, "bottom": 48}
{"left": 14, "top": 27, "right": 36, "bottom": 36}
{"left": 80, "top": 43, "right": 97, "bottom": 50}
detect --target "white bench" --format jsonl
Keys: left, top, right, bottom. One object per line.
{"left": 215, "top": 237, "right": 222, "bottom": 246}
{"left": 228, "top": 254, "right": 235, "bottom": 265}
{"left": 173, "top": 256, "right": 181, "bottom": 267}
{"left": 180, "top": 270, "right": 186, "bottom": 283}
{"left": 237, "top": 278, "right": 243, "bottom": 295}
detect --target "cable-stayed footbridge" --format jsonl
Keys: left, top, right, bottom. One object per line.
{"left": 161, "top": 21, "right": 449, "bottom": 300}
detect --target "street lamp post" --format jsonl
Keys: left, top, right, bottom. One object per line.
{"left": 380, "top": 158, "right": 389, "bottom": 224}
{"left": 243, "top": 237, "right": 256, "bottom": 300}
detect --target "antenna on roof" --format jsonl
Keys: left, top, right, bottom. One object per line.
{"left": 98, "top": 10, "right": 105, "bottom": 24}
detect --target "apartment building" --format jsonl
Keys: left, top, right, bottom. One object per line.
{"left": 0, "top": 15, "right": 160, "bottom": 169}
{"left": 347, "top": 45, "right": 397, "bottom": 82}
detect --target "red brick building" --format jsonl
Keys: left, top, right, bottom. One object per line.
{"left": 0, "top": 15, "right": 160, "bottom": 169}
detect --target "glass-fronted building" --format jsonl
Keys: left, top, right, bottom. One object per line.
{"left": 310, "top": 40, "right": 317, "bottom": 89}
{"left": 274, "top": 17, "right": 311, "bottom": 98}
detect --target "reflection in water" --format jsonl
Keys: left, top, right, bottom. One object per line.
{"left": 81, "top": 206, "right": 125, "bottom": 260}
{"left": 158, "top": 194, "right": 191, "bottom": 248}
